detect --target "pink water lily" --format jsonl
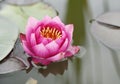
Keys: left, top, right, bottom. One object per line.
{"left": 20, "top": 16, "right": 80, "bottom": 65}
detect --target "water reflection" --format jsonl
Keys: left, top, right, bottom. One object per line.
{"left": 38, "top": 60, "right": 68, "bottom": 77}
{"left": 0, "top": 54, "right": 82, "bottom": 84}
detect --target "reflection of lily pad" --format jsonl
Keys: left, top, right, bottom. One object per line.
{"left": 0, "top": 2, "right": 57, "bottom": 33}
{"left": 0, "top": 16, "right": 18, "bottom": 61}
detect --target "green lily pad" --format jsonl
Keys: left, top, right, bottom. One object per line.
{"left": 0, "top": 16, "right": 18, "bottom": 61}
{"left": 22, "top": 2, "right": 57, "bottom": 20}
{"left": 0, "top": 2, "right": 57, "bottom": 33}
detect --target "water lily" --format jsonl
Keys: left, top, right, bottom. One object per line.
{"left": 20, "top": 16, "right": 80, "bottom": 65}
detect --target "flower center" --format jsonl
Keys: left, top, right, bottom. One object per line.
{"left": 40, "top": 27, "right": 62, "bottom": 40}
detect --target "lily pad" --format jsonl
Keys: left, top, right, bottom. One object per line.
{"left": 0, "top": 57, "right": 26, "bottom": 74}
{"left": 91, "top": 12, "right": 120, "bottom": 50}
{"left": 0, "top": 2, "right": 57, "bottom": 33}
{"left": 96, "top": 12, "right": 120, "bottom": 28}
{"left": 21, "top": 2, "right": 57, "bottom": 20}
{"left": 5, "top": 0, "right": 39, "bottom": 5}
{"left": 0, "top": 16, "right": 18, "bottom": 61}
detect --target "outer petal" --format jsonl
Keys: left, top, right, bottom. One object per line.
{"left": 26, "top": 17, "right": 39, "bottom": 29}
{"left": 52, "top": 16, "right": 62, "bottom": 23}
{"left": 65, "top": 24, "right": 74, "bottom": 44}
{"left": 65, "top": 46, "right": 80, "bottom": 57}
{"left": 47, "top": 52, "right": 65, "bottom": 62}
{"left": 20, "top": 33, "right": 26, "bottom": 41}
{"left": 41, "top": 16, "right": 52, "bottom": 25}
{"left": 32, "top": 58, "right": 51, "bottom": 65}
{"left": 59, "top": 38, "right": 69, "bottom": 52}
{"left": 22, "top": 41, "right": 35, "bottom": 56}
{"left": 32, "top": 43, "right": 49, "bottom": 58}
{"left": 52, "top": 16, "right": 64, "bottom": 27}
{"left": 26, "top": 17, "right": 38, "bottom": 42}
{"left": 46, "top": 41, "right": 59, "bottom": 56}
{"left": 20, "top": 33, "right": 35, "bottom": 56}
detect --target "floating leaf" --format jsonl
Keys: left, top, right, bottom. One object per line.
{"left": 91, "top": 12, "right": 120, "bottom": 49}
{"left": 11, "top": 39, "right": 30, "bottom": 68}
{"left": 0, "top": 2, "right": 57, "bottom": 33}
{"left": 0, "top": 16, "right": 18, "bottom": 61}
{"left": 5, "top": 0, "right": 39, "bottom": 5}
{"left": 0, "top": 57, "right": 26, "bottom": 74}
{"left": 96, "top": 12, "right": 120, "bottom": 28}
{"left": 22, "top": 2, "right": 57, "bottom": 20}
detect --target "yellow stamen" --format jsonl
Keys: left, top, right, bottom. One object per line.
{"left": 40, "top": 27, "right": 62, "bottom": 40}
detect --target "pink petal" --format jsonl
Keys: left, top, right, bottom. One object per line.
{"left": 47, "top": 52, "right": 65, "bottom": 62}
{"left": 52, "top": 16, "right": 64, "bottom": 26}
{"left": 59, "top": 38, "right": 69, "bottom": 52}
{"left": 20, "top": 33, "right": 26, "bottom": 41}
{"left": 55, "top": 31, "right": 66, "bottom": 47}
{"left": 55, "top": 38, "right": 64, "bottom": 47}
{"left": 26, "top": 17, "right": 38, "bottom": 41}
{"left": 32, "top": 43, "right": 49, "bottom": 58}
{"left": 32, "top": 58, "right": 51, "bottom": 65}
{"left": 36, "top": 36, "right": 43, "bottom": 44}
{"left": 35, "top": 27, "right": 41, "bottom": 39}
{"left": 41, "top": 38, "right": 50, "bottom": 45}
{"left": 22, "top": 41, "right": 35, "bottom": 56}
{"left": 30, "top": 33, "right": 36, "bottom": 46}
{"left": 41, "top": 16, "right": 52, "bottom": 25}
{"left": 46, "top": 41, "right": 59, "bottom": 56}
{"left": 26, "top": 27, "right": 33, "bottom": 42}
{"left": 37, "top": 37, "right": 52, "bottom": 45}
{"left": 55, "top": 30, "right": 66, "bottom": 43}
{"left": 26, "top": 17, "right": 38, "bottom": 29}
{"left": 20, "top": 34, "right": 34, "bottom": 56}
{"left": 65, "top": 46, "right": 80, "bottom": 57}
{"left": 43, "top": 16, "right": 52, "bottom": 21}
{"left": 61, "top": 31, "right": 67, "bottom": 39}
{"left": 65, "top": 24, "right": 74, "bottom": 44}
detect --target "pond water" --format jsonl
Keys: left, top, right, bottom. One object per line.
{"left": 0, "top": 58, "right": 82, "bottom": 84}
